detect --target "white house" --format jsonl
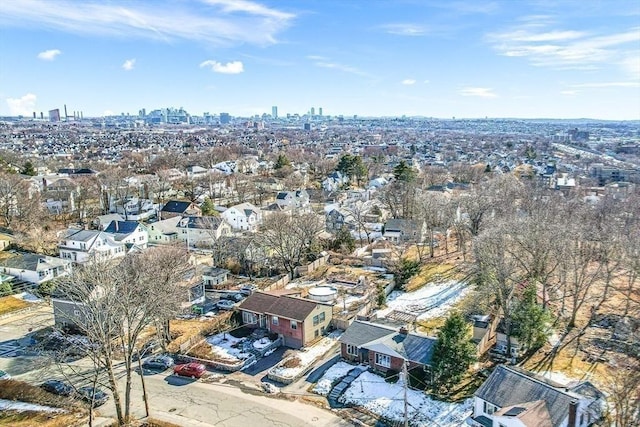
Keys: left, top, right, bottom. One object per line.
{"left": 470, "top": 365, "right": 605, "bottom": 427}
{"left": 176, "top": 216, "right": 232, "bottom": 249}
{"left": 103, "top": 220, "right": 149, "bottom": 249}
{"left": 59, "top": 229, "right": 126, "bottom": 264}
{"left": 0, "top": 253, "right": 72, "bottom": 285}
{"left": 220, "top": 202, "right": 262, "bottom": 231}
{"left": 186, "top": 165, "right": 209, "bottom": 179}
{"left": 275, "top": 189, "right": 310, "bottom": 210}
{"left": 146, "top": 216, "right": 181, "bottom": 245}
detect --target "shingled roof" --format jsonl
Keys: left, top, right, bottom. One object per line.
{"left": 238, "top": 292, "right": 327, "bottom": 322}
{"left": 161, "top": 200, "right": 192, "bottom": 213}
{"left": 474, "top": 365, "right": 576, "bottom": 427}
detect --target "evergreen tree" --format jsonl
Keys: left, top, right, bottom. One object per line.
{"left": 393, "top": 160, "right": 416, "bottom": 182}
{"left": 431, "top": 312, "right": 477, "bottom": 394}
{"left": 336, "top": 154, "right": 368, "bottom": 186}
{"left": 274, "top": 154, "right": 290, "bottom": 169}
{"left": 512, "top": 284, "right": 551, "bottom": 350}
{"left": 200, "top": 197, "right": 216, "bottom": 216}
{"left": 332, "top": 226, "right": 356, "bottom": 253}
{"left": 21, "top": 161, "right": 36, "bottom": 176}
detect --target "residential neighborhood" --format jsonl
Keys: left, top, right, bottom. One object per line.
{"left": 0, "top": 116, "right": 637, "bottom": 427}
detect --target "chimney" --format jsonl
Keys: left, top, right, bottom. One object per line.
{"left": 568, "top": 400, "right": 578, "bottom": 427}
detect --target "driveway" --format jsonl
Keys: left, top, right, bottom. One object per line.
{"left": 241, "top": 346, "right": 287, "bottom": 376}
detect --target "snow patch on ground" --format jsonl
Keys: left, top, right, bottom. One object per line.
{"left": 538, "top": 371, "right": 579, "bottom": 386}
{"left": 0, "top": 399, "right": 65, "bottom": 413}
{"left": 269, "top": 332, "right": 341, "bottom": 379}
{"left": 15, "top": 292, "right": 43, "bottom": 303}
{"left": 312, "top": 361, "right": 355, "bottom": 396}
{"left": 252, "top": 337, "right": 273, "bottom": 350}
{"left": 376, "top": 280, "right": 471, "bottom": 320}
{"left": 206, "top": 333, "right": 250, "bottom": 361}
{"left": 340, "top": 371, "right": 472, "bottom": 426}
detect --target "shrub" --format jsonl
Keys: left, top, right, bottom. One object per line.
{"left": 0, "top": 281, "right": 13, "bottom": 297}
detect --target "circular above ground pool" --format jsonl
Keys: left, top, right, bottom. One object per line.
{"left": 308, "top": 286, "right": 338, "bottom": 302}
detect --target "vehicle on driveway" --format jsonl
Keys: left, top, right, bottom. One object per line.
{"left": 239, "top": 284, "right": 258, "bottom": 296}
{"left": 77, "top": 386, "right": 109, "bottom": 407}
{"left": 216, "top": 299, "right": 235, "bottom": 311}
{"left": 173, "top": 362, "right": 206, "bottom": 379}
{"left": 40, "top": 379, "right": 74, "bottom": 396}
{"left": 221, "top": 292, "right": 244, "bottom": 302}
{"left": 142, "top": 355, "right": 174, "bottom": 370}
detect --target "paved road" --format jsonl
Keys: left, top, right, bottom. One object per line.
{"left": 96, "top": 371, "right": 352, "bottom": 427}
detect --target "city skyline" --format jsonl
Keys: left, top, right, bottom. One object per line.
{"left": 0, "top": 0, "right": 639, "bottom": 120}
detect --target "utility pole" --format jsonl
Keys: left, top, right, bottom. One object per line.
{"left": 403, "top": 360, "right": 409, "bottom": 427}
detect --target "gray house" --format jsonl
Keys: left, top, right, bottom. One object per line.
{"left": 383, "top": 219, "right": 426, "bottom": 243}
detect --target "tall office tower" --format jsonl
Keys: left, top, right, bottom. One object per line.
{"left": 49, "top": 109, "right": 60, "bottom": 122}
{"left": 272, "top": 106, "right": 278, "bottom": 119}
{"left": 220, "top": 112, "right": 231, "bottom": 124}
{"left": 318, "top": 107, "right": 323, "bottom": 116}
{"left": 310, "top": 107, "right": 315, "bottom": 116}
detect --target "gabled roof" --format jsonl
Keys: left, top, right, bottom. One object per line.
{"left": 63, "top": 229, "right": 101, "bottom": 242}
{"left": 494, "top": 400, "right": 553, "bottom": 427}
{"left": 474, "top": 365, "right": 576, "bottom": 427}
{"left": 161, "top": 200, "right": 192, "bottom": 213}
{"left": 238, "top": 292, "right": 326, "bottom": 322}
{"left": 384, "top": 218, "right": 419, "bottom": 232}
{"left": 344, "top": 320, "right": 437, "bottom": 365}
{"left": 178, "top": 216, "right": 223, "bottom": 230}
{"left": 0, "top": 253, "right": 69, "bottom": 272}
{"left": 104, "top": 220, "right": 141, "bottom": 235}
{"left": 338, "top": 320, "right": 397, "bottom": 347}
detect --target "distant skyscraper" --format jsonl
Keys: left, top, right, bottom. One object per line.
{"left": 272, "top": 106, "right": 278, "bottom": 119}
{"left": 318, "top": 107, "right": 323, "bottom": 117}
{"left": 219, "top": 112, "right": 231, "bottom": 124}
{"left": 48, "top": 109, "right": 60, "bottom": 122}
{"left": 310, "top": 107, "right": 315, "bottom": 116}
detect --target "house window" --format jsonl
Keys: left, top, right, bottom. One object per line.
{"left": 291, "top": 321, "right": 297, "bottom": 330}
{"left": 314, "top": 329, "right": 319, "bottom": 338}
{"left": 272, "top": 316, "right": 279, "bottom": 326}
{"left": 375, "top": 353, "right": 391, "bottom": 368}
{"left": 483, "top": 402, "right": 498, "bottom": 415}
{"left": 243, "top": 312, "right": 257, "bottom": 324}
{"left": 346, "top": 344, "right": 358, "bottom": 356}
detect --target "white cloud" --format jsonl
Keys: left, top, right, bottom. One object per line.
{"left": 459, "top": 87, "right": 497, "bottom": 98}
{"left": 6, "top": 93, "right": 37, "bottom": 116}
{"left": 560, "top": 90, "right": 578, "bottom": 96}
{"left": 571, "top": 81, "right": 640, "bottom": 88}
{"left": 307, "top": 56, "right": 371, "bottom": 78}
{"left": 402, "top": 79, "right": 416, "bottom": 85}
{"left": 381, "top": 23, "right": 426, "bottom": 36}
{"left": 200, "top": 60, "right": 244, "bottom": 74}
{"left": 487, "top": 22, "right": 640, "bottom": 72}
{"left": 122, "top": 58, "right": 135, "bottom": 71}
{"left": 0, "top": 0, "right": 295, "bottom": 47}
{"left": 37, "top": 49, "right": 61, "bottom": 60}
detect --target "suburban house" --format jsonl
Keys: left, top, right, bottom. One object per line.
{"left": 339, "top": 320, "right": 437, "bottom": 375}
{"left": 103, "top": 220, "right": 148, "bottom": 249}
{"left": 186, "top": 165, "right": 209, "bottom": 179}
{"left": 160, "top": 200, "right": 201, "bottom": 220}
{"left": 58, "top": 229, "right": 126, "bottom": 264}
{"left": 94, "top": 213, "right": 125, "bottom": 230}
{"left": 0, "top": 253, "right": 72, "bottom": 285}
{"left": 325, "top": 208, "right": 352, "bottom": 233}
{"left": 41, "top": 177, "right": 77, "bottom": 214}
{"left": 238, "top": 292, "right": 333, "bottom": 348}
{"left": 220, "top": 202, "right": 262, "bottom": 232}
{"left": 470, "top": 365, "right": 605, "bottom": 427}
{"left": 202, "top": 267, "right": 229, "bottom": 289}
{"left": 275, "top": 189, "right": 310, "bottom": 210}
{"left": 383, "top": 219, "right": 426, "bottom": 243}
{"left": 146, "top": 216, "right": 181, "bottom": 245}
{"left": 471, "top": 314, "right": 498, "bottom": 356}
{"left": 176, "top": 216, "right": 232, "bottom": 249}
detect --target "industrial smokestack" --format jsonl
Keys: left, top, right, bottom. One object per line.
{"left": 64, "top": 104, "right": 68, "bottom": 120}
{"left": 33, "top": 112, "right": 36, "bottom": 119}
{"left": 40, "top": 112, "right": 44, "bottom": 119}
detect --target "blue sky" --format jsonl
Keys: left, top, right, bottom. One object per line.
{"left": 0, "top": 0, "right": 639, "bottom": 119}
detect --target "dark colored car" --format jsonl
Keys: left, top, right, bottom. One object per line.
{"left": 220, "top": 292, "right": 244, "bottom": 302}
{"left": 173, "top": 362, "right": 206, "bottom": 379}
{"left": 142, "top": 355, "right": 174, "bottom": 371}
{"left": 77, "top": 386, "right": 109, "bottom": 407}
{"left": 40, "top": 379, "right": 74, "bottom": 396}
{"left": 239, "top": 284, "right": 258, "bottom": 296}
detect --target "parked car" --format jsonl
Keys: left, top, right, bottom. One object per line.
{"left": 0, "top": 370, "right": 10, "bottom": 380}
{"left": 40, "top": 379, "right": 74, "bottom": 396}
{"left": 216, "top": 299, "right": 235, "bottom": 311}
{"left": 221, "top": 292, "right": 244, "bottom": 302}
{"left": 173, "top": 362, "right": 206, "bottom": 379}
{"left": 77, "top": 386, "right": 109, "bottom": 407}
{"left": 239, "top": 284, "right": 258, "bottom": 296}
{"left": 142, "top": 355, "right": 174, "bottom": 371}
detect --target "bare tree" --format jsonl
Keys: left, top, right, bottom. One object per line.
{"left": 604, "top": 359, "right": 640, "bottom": 427}
{"left": 0, "top": 172, "right": 30, "bottom": 227}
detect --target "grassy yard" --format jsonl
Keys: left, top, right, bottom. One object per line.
{"left": 405, "top": 262, "right": 463, "bottom": 292}
{"left": 0, "top": 295, "right": 30, "bottom": 316}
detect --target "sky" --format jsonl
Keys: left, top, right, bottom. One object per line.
{"left": 0, "top": 0, "right": 639, "bottom": 120}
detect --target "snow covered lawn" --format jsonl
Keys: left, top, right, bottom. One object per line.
{"left": 377, "top": 280, "right": 471, "bottom": 320}
{"left": 206, "top": 333, "right": 250, "bottom": 361}
{"left": 269, "top": 332, "right": 341, "bottom": 380}
{"left": 312, "top": 361, "right": 355, "bottom": 396}
{"left": 340, "top": 371, "right": 472, "bottom": 426}
{"left": 0, "top": 399, "right": 65, "bottom": 413}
